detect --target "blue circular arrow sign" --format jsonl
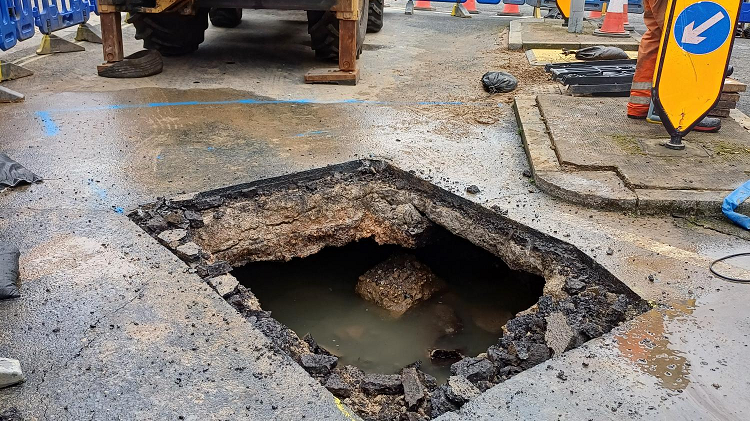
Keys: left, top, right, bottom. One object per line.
{"left": 673, "top": 1, "right": 731, "bottom": 54}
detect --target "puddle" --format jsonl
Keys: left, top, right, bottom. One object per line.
{"left": 616, "top": 300, "right": 695, "bottom": 391}
{"left": 234, "top": 232, "right": 544, "bottom": 383}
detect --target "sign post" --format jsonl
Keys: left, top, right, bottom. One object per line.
{"left": 555, "top": 0, "right": 586, "bottom": 33}
{"left": 653, "top": 0, "right": 742, "bottom": 150}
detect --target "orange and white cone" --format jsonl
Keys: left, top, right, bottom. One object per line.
{"left": 593, "top": 0, "right": 629, "bottom": 37}
{"left": 414, "top": 0, "right": 435, "bottom": 10}
{"left": 465, "top": 0, "right": 480, "bottom": 13}
{"left": 497, "top": 1, "right": 521, "bottom": 16}
{"left": 622, "top": 4, "right": 635, "bottom": 30}
{"left": 589, "top": 2, "right": 606, "bottom": 18}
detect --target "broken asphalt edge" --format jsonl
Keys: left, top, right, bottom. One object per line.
{"left": 513, "top": 95, "right": 750, "bottom": 216}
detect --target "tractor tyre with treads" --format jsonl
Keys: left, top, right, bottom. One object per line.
{"left": 308, "top": 0, "right": 368, "bottom": 60}
{"left": 130, "top": 10, "right": 209, "bottom": 56}
{"left": 367, "top": 0, "right": 383, "bottom": 33}
{"left": 209, "top": 8, "right": 243, "bottom": 28}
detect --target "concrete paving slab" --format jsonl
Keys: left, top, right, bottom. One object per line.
{"left": 509, "top": 18, "right": 640, "bottom": 51}
{"left": 517, "top": 94, "right": 750, "bottom": 214}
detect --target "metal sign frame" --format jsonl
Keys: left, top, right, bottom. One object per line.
{"left": 653, "top": 0, "right": 741, "bottom": 144}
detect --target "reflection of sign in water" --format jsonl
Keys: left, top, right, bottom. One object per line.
{"left": 673, "top": 2, "right": 731, "bottom": 54}
{"left": 653, "top": 0, "right": 741, "bottom": 143}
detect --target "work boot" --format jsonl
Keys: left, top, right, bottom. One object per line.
{"left": 693, "top": 117, "right": 722, "bottom": 133}
{"left": 629, "top": 96, "right": 722, "bottom": 134}
{"left": 628, "top": 113, "right": 722, "bottom": 133}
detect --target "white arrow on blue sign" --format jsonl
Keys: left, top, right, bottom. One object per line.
{"left": 674, "top": 1, "right": 732, "bottom": 54}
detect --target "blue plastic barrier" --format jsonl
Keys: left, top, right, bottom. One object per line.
{"left": 477, "top": 0, "right": 502, "bottom": 4}
{"left": 1, "top": 0, "right": 96, "bottom": 50}
{"left": 1, "top": 0, "right": 36, "bottom": 51}
{"left": 524, "top": 0, "right": 643, "bottom": 14}
{"left": 33, "top": 0, "right": 92, "bottom": 34}
{"left": 740, "top": 2, "right": 750, "bottom": 23}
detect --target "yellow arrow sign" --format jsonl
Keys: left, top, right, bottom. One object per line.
{"left": 653, "top": 0, "right": 741, "bottom": 139}
{"left": 556, "top": 0, "right": 571, "bottom": 18}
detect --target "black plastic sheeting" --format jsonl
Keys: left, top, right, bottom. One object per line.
{"left": 0, "top": 153, "right": 41, "bottom": 189}
{"left": 0, "top": 245, "right": 21, "bottom": 300}
{"left": 574, "top": 46, "right": 629, "bottom": 61}
{"left": 481, "top": 71, "right": 518, "bottom": 94}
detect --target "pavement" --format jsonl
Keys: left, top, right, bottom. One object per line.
{"left": 508, "top": 18, "right": 641, "bottom": 51}
{"left": 516, "top": 94, "right": 750, "bottom": 214}
{"left": 1, "top": 5, "right": 750, "bottom": 421}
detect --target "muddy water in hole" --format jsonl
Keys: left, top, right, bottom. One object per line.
{"left": 236, "top": 234, "right": 544, "bottom": 382}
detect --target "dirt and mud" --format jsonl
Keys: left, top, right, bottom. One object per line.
{"left": 129, "top": 159, "right": 649, "bottom": 420}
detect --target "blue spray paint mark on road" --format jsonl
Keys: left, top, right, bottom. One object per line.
{"left": 87, "top": 179, "right": 108, "bottom": 199}
{"left": 36, "top": 111, "right": 59, "bottom": 136}
{"left": 35, "top": 97, "right": 504, "bottom": 134}
{"left": 156, "top": 154, "right": 164, "bottom": 160}
{"left": 41, "top": 98, "right": 494, "bottom": 114}
{"left": 206, "top": 146, "right": 215, "bottom": 151}
{"left": 295, "top": 130, "right": 329, "bottom": 137}
{"left": 86, "top": 179, "right": 124, "bottom": 214}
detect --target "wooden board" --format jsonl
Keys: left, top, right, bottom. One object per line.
{"left": 304, "top": 67, "right": 360, "bottom": 85}
{"left": 715, "top": 100, "right": 737, "bottom": 109}
{"left": 720, "top": 92, "right": 741, "bottom": 102}
{"left": 707, "top": 108, "right": 731, "bottom": 118}
{"left": 723, "top": 78, "right": 747, "bottom": 93}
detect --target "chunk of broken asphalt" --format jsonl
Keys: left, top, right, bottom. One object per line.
{"left": 401, "top": 367, "right": 426, "bottom": 409}
{"left": 465, "top": 185, "right": 481, "bottom": 194}
{"left": 157, "top": 229, "right": 187, "bottom": 244}
{"left": 300, "top": 353, "right": 338, "bottom": 376}
{"left": 430, "top": 385, "right": 459, "bottom": 417}
{"left": 445, "top": 375, "right": 480, "bottom": 403}
{"left": 361, "top": 373, "right": 403, "bottom": 395}
{"left": 324, "top": 373, "right": 352, "bottom": 397}
{"left": 207, "top": 274, "right": 239, "bottom": 297}
{"left": 450, "top": 357, "right": 495, "bottom": 382}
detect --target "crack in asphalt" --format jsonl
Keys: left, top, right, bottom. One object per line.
{"left": 36, "top": 284, "right": 148, "bottom": 421}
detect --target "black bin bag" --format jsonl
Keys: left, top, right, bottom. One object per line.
{"left": 481, "top": 71, "right": 518, "bottom": 94}
{"left": 1, "top": 153, "right": 41, "bottom": 190}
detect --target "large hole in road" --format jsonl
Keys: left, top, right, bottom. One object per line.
{"left": 130, "top": 160, "right": 648, "bottom": 421}
{"left": 235, "top": 230, "right": 545, "bottom": 383}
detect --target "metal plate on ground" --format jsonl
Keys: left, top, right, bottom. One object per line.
{"left": 537, "top": 95, "right": 750, "bottom": 190}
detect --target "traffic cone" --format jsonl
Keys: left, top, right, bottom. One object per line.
{"left": 588, "top": 3, "right": 606, "bottom": 20}
{"left": 622, "top": 4, "right": 634, "bottom": 31}
{"left": 465, "top": 0, "right": 480, "bottom": 13}
{"left": 593, "top": 0, "right": 629, "bottom": 37}
{"left": 414, "top": 0, "right": 435, "bottom": 10}
{"left": 497, "top": 2, "right": 521, "bottom": 16}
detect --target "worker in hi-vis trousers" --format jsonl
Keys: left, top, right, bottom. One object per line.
{"left": 626, "top": 0, "right": 722, "bottom": 132}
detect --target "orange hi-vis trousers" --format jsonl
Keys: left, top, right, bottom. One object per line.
{"left": 627, "top": 0, "right": 668, "bottom": 117}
